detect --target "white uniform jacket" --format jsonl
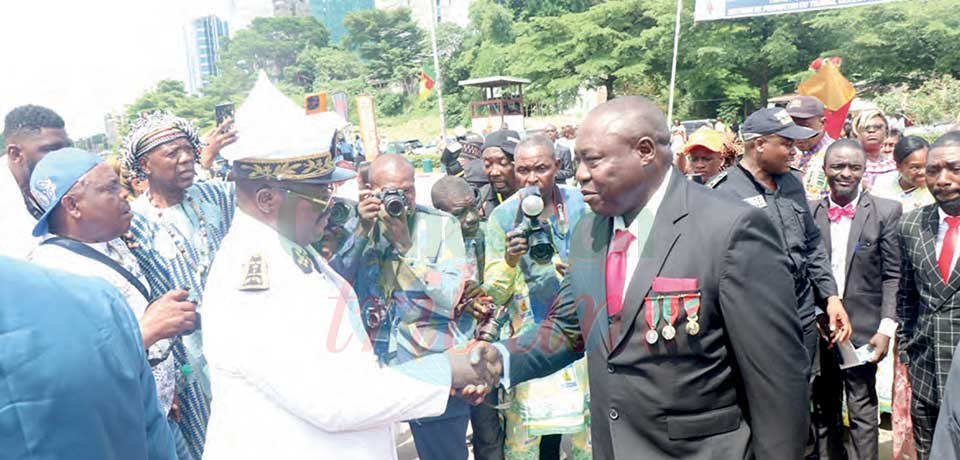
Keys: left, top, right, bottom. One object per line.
{"left": 201, "top": 210, "right": 452, "bottom": 460}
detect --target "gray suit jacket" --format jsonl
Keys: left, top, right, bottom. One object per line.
{"left": 898, "top": 204, "right": 960, "bottom": 406}
{"left": 503, "top": 169, "right": 810, "bottom": 459}
{"left": 810, "top": 193, "right": 902, "bottom": 346}
{"left": 932, "top": 340, "right": 960, "bottom": 460}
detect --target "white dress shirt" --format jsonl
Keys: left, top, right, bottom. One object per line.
{"left": 0, "top": 161, "right": 40, "bottom": 259}
{"left": 937, "top": 207, "right": 960, "bottom": 277}
{"left": 610, "top": 167, "right": 673, "bottom": 302}
{"left": 828, "top": 193, "right": 860, "bottom": 298}
{"left": 28, "top": 236, "right": 177, "bottom": 414}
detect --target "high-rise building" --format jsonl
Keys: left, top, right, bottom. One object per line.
{"left": 273, "top": 0, "right": 311, "bottom": 17}
{"left": 184, "top": 15, "right": 230, "bottom": 94}
{"left": 308, "top": 0, "right": 374, "bottom": 43}
{"left": 375, "top": 0, "right": 472, "bottom": 29}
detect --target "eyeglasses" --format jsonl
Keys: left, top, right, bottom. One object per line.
{"left": 278, "top": 187, "right": 335, "bottom": 212}
{"left": 860, "top": 124, "right": 888, "bottom": 133}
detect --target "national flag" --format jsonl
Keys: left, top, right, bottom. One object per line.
{"left": 418, "top": 64, "right": 436, "bottom": 101}
{"left": 798, "top": 59, "right": 855, "bottom": 139}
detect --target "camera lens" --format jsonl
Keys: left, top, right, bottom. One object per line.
{"left": 327, "top": 201, "right": 352, "bottom": 226}
{"left": 384, "top": 196, "right": 406, "bottom": 217}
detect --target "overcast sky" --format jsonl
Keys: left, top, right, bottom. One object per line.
{"left": 0, "top": 0, "right": 264, "bottom": 138}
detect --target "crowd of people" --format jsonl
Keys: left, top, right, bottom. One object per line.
{"left": 3, "top": 71, "right": 960, "bottom": 460}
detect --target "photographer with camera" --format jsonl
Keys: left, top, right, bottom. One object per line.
{"left": 483, "top": 135, "right": 591, "bottom": 460}
{"left": 334, "top": 153, "right": 473, "bottom": 460}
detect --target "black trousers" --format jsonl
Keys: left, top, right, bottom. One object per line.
{"left": 470, "top": 390, "right": 504, "bottom": 460}
{"left": 810, "top": 339, "right": 880, "bottom": 460}
{"left": 912, "top": 393, "right": 940, "bottom": 460}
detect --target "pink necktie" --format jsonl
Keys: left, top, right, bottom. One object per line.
{"left": 606, "top": 229, "right": 636, "bottom": 316}
{"left": 827, "top": 203, "right": 856, "bottom": 223}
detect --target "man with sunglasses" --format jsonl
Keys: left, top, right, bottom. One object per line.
{"left": 200, "top": 79, "right": 488, "bottom": 460}
{"left": 26, "top": 148, "right": 197, "bottom": 453}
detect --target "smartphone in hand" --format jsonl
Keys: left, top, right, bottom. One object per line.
{"left": 215, "top": 102, "right": 234, "bottom": 127}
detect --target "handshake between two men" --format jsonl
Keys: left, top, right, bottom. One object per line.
{"left": 445, "top": 341, "right": 505, "bottom": 405}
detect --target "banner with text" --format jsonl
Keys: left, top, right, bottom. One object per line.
{"left": 695, "top": 0, "right": 898, "bottom": 21}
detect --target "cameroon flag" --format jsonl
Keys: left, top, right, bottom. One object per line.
{"left": 419, "top": 64, "right": 436, "bottom": 101}
{"left": 798, "top": 58, "right": 856, "bottom": 139}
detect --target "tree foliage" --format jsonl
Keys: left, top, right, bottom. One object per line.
{"left": 874, "top": 75, "right": 960, "bottom": 125}
{"left": 343, "top": 8, "right": 427, "bottom": 84}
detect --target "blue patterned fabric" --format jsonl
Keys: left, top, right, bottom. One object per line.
{"left": 128, "top": 179, "right": 236, "bottom": 460}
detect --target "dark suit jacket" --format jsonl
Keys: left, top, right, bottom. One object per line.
{"left": 931, "top": 340, "right": 960, "bottom": 460}
{"left": 503, "top": 169, "right": 810, "bottom": 460}
{"left": 554, "top": 143, "right": 575, "bottom": 183}
{"left": 898, "top": 204, "right": 960, "bottom": 406}
{"left": 810, "top": 193, "right": 902, "bottom": 346}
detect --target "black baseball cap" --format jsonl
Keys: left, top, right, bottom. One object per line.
{"left": 741, "top": 108, "right": 817, "bottom": 141}
{"left": 481, "top": 129, "right": 521, "bottom": 159}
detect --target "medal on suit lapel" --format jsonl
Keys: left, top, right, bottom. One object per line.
{"left": 661, "top": 295, "right": 680, "bottom": 340}
{"left": 683, "top": 293, "right": 701, "bottom": 336}
{"left": 644, "top": 296, "right": 660, "bottom": 344}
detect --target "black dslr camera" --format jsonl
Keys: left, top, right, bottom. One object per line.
{"left": 378, "top": 187, "right": 409, "bottom": 218}
{"left": 326, "top": 197, "right": 356, "bottom": 228}
{"left": 516, "top": 187, "right": 555, "bottom": 264}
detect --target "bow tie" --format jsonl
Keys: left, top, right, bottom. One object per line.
{"left": 828, "top": 203, "right": 856, "bottom": 223}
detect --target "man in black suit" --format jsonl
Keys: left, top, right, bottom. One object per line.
{"left": 469, "top": 96, "right": 811, "bottom": 459}
{"left": 543, "top": 123, "right": 574, "bottom": 183}
{"left": 898, "top": 131, "right": 960, "bottom": 459}
{"left": 809, "top": 139, "right": 902, "bottom": 460}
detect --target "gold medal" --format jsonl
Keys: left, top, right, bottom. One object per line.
{"left": 686, "top": 320, "right": 700, "bottom": 336}
{"left": 661, "top": 324, "right": 676, "bottom": 340}
{"left": 645, "top": 329, "right": 659, "bottom": 344}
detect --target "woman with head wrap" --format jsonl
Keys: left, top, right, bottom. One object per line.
{"left": 121, "top": 111, "right": 237, "bottom": 460}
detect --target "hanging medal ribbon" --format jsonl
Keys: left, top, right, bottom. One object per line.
{"left": 683, "top": 293, "right": 702, "bottom": 336}
{"left": 644, "top": 296, "right": 661, "bottom": 344}
{"left": 660, "top": 295, "right": 681, "bottom": 340}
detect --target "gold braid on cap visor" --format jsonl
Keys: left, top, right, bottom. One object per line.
{"left": 233, "top": 151, "right": 335, "bottom": 181}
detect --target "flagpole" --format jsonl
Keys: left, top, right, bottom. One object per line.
{"left": 428, "top": 0, "right": 446, "bottom": 140}
{"left": 666, "top": 0, "right": 683, "bottom": 125}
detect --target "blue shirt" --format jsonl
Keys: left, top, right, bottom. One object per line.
{"left": 0, "top": 257, "right": 175, "bottom": 460}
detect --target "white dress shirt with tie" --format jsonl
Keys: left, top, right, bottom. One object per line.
{"left": 496, "top": 167, "right": 674, "bottom": 387}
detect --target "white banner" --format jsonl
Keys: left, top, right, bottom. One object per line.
{"left": 695, "top": 0, "right": 899, "bottom": 21}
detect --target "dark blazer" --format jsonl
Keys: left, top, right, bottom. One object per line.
{"left": 898, "top": 204, "right": 960, "bottom": 407}
{"left": 503, "top": 169, "right": 810, "bottom": 460}
{"left": 810, "top": 193, "right": 902, "bottom": 346}
{"left": 554, "top": 143, "right": 575, "bottom": 183}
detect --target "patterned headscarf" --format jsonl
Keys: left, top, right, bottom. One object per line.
{"left": 121, "top": 111, "right": 203, "bottom": 179}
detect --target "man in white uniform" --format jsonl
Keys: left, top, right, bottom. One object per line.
{"left": 25, "top": 148, "right": 199, "bottom": 450}
{"left": 201, "top": 75, "right": 491, "bottom": 460}
{"left": 1, "top": 105, "right": 71, "bottom": 259}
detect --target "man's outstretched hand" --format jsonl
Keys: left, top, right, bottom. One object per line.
{"left": 446, "top": 341, "right": 503, "bottom": 405}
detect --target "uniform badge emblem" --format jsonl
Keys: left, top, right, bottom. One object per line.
{"left": 743, "top": 195, "right": 767, "bottom": 208}
{"left": 292, "top": 246, "right": 313, "bottom": 273}
{"left": 239, "top": 253, "right": 269, "bottom": 291}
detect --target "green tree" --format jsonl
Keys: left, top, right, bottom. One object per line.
{"left": 212, "top": 16, "right": 330, "bottom": 95}
{"left": 343, "top": 8, "right": 427, "bottom": 87}
{"left": 125, "top": 80, "right": 216, "bottom": 133}
{"left": 501, "top": 0, "right": 597, "bottom": 20}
